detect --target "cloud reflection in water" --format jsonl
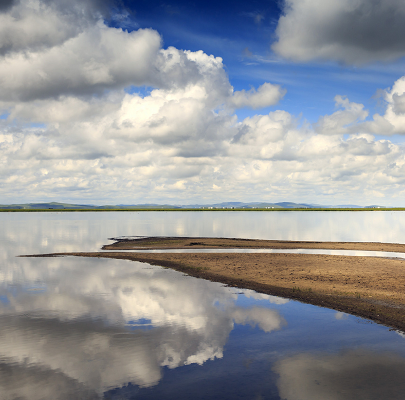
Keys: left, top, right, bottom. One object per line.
{"left": 0, "top": 256, "right": 286, "bottom": 396}
{"left": 274, "top": 350, "right": 405, "bottom": 400}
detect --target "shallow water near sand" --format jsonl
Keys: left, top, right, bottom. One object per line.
{"left": 2, "top": 211, "right": 405, "bottom": 399}
{"left": 104, "top": 247, "right": 405, "bottom": 259}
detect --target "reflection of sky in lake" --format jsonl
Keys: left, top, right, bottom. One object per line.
{"left": 0, "top": 256, "right": 287, "bottom": 397}
{"left": 3, "top": 211, "right": 405, "bottom": 257}
{"left": 1, "top": 212, "right": 405, "bottom": 399}
{"left": 107, "top": 248, "right": 405, "bottom": 260}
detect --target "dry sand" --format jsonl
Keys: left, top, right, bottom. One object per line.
{"left": 28, "top": 237, "right": 405, "bottom": 331}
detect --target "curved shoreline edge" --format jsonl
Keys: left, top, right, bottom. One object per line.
{"left": 102, "top": 236, "right": 405, "bottom": 253}
{"left": 107, "top": 252, "right": 405, "bottom": 332}
{"left": 23, "top": 237, "right": 405, "bottom": 332}
{"left": 24, "top": 260, "right": 405, "bottom": 332}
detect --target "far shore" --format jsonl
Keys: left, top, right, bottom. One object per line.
{"left": 3, "top": 207, "right": 405, "bottom": 212}
{"left": 25, "top": 237, "right": 405, "bottom": 332}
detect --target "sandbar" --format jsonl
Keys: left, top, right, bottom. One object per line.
{"left": 28, "top": 237, "right": 405, "bottom": 331}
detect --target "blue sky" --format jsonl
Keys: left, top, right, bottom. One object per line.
{"left": 1, "top": 0, "right": 405, "bottom": 205}
{"left": 120, "top": 0, "right": 405, "bottom": 121}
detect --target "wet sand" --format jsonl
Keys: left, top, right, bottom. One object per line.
{"left": 102, "top": 236, "right": 405, "bottom": 252}
{"left": 28, "top": 237, "right": 405, "bottom": 331}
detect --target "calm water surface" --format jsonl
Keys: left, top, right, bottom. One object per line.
{"left": 110, "top": 248, "right": 405, "bottom": 260}
{"left": 1, "top": 211, "right": 405, "bottom": 399}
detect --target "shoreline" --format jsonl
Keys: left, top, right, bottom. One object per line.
{"left": 25, "top": 237, "right": 405, "bottom": 332}
{"left": 102, "top": 236, "right": 405, "bottom": 253}
{"left": 3, "top": 208, "right": 405, "bottom": 212}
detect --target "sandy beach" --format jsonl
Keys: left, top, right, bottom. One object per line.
{"left": 28, "top": 237, "right": 405, "bottom": 331}
{"left": 102, "top": 236, "right": 405, "bottom": 252}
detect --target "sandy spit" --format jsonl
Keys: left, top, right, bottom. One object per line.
{"left": 26, "top": 237, "right": 405, "bottom": 332}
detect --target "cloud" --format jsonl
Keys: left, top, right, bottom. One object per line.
{"left": 358, "top": 76, "right": 405, "bottom": 135}
{"left": 230, "top": 82, "right": 286, "bottom": 109}
{"left": 0, "top": 1, "right": 231, "bottom": 102}
{"left": 273, "top": 350, "right": 405, "bottom": 400}
{"left": 314, "top": 95, "right": 369, "bottom": 135}
{"left": 2, "top": 87, "right": 405, "bottom": 204}
{"left": 0, "top": 26, "right": 162, "bottom": 101}
{"left": 1, "top": 0, "right": 405, "bottom": 205}
{"left": 0, "top": 0, "right": 16, "bottom": 12}
{"left": 273, "top": 0, "right": 405, "bottom": 65}
{"left": 0, "top": 0, "right": 114, "bottom": 56}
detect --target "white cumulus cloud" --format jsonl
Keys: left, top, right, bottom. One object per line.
{"left": 230, "top": 82, "right": 286, "bottom": 109}
{"left": 1, "top": 0, "right": 405, "bottom": 205}
{"left": 273, "top": 0, "right": 405, "bottom": 65}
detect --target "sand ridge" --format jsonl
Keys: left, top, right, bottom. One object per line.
{"left": 102, "top": 236, "right": 405, "bottom": 253}
{"left": 26, "top": 237, "right": 405, "bottom": 332}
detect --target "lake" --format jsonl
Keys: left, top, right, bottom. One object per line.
{"left": 1, "top": 211, "right": 405, "bottom": 399}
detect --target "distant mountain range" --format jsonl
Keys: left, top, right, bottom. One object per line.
{"left": 0, "top": 201, "right": 387, "bottom": 210}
